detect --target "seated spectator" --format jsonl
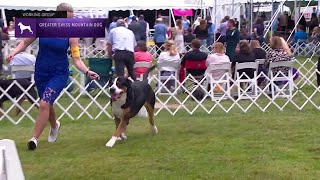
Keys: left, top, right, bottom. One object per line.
{"left": 134, "top": 41, "right": 153, "bottom": 78}
{"left": 311, "top": 27, "right": 320, "bottom": 44}
{"left": 7, "top": 51, "right": 36, "bottom": 79}
{"left": 250, "top": 40, "right": 266, "bottom": 59}
{"left": 181, "top": 39, "right": 208, "bottom": 77}
{"left": 240, "top": 28, "right": 251, "bottom": 41}
{"left": 206, "top": 42, "right": 230, "bottom": 80}
{"left": 264, "top": 36, "right": 292, "bottom": 76}
{"left": 158, "top": 40, "right": 181, "bottom": 90}
{"left": 291, "top": 25, "right": 308, "bottom": 46}
{"left": 232, "top": 40, "right": 256, "bottom": 79}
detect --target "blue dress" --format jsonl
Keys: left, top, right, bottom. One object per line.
{"left": 35, "top": 38, "right": 69, "bottom": 105}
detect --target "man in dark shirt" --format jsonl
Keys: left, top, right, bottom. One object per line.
{"left": 128, "top": 16, "right": 141, "bottom": 41}
{"left": 138, "top": 15, "right": 147, "bottom": 41}
{"left": 181, "top": 39, "right": 208, "bottom": 76}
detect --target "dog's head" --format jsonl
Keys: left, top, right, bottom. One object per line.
{"left": 17, "top": 22, "right": 22, "bottom": 26}
{"left": 108, "top": 76, "right": 131, "bottom": 101}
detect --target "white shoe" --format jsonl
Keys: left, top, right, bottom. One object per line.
{"left": 48, "top": 121, "right": 61, "bottom": 143}
{"left": 28, "top": 137, "right": 38, "bottom": 150}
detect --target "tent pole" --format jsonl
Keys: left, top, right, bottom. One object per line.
{"left": 1, "top": 7, "right": 7, "bottom": 28}
{"left": 271, "top": 0, "right": 274, "bottom": 37}
{"left": 294, "top": 0, "right": 297, "bottom": 33}
{"left": 250, "top": 0, "right": 253, "bottom": 34}
{"left": 170, "top": 8, "right": 176, "bottom": 27}
{"left": 214, "top": 0, "right": 217, "bottom": 42}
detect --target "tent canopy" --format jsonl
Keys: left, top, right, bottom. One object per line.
{"left": 0, "top": 0, "right": 207, "bottom": 11}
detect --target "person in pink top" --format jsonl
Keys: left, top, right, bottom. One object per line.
{"left": 134, "top": 41, "right": 153, "bottom": 77}
{"left": 206, "top": 42, "right": 230, "bottom": 80}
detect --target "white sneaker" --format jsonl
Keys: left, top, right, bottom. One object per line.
{"left": 28, "top": 137, "right": 38, "bottom": 150}
{"left": 48, "top": 121, "right": 61, "bottom": 143}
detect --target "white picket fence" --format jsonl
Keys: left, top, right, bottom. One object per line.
{"left": 0, "top": 40, "right": 320, "bottom": 125}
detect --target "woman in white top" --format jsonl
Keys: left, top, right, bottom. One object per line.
{"left": 206, "top": 42, "right": 230, "bottom": 80}
{"left": 171, "top": 19, "right": 186, "bottom": 54}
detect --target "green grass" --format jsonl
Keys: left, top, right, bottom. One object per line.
{"left": 1, "top": 108, "right": 320, "bottom": 179}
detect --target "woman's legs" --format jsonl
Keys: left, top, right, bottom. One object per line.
{"left": 32, "top": 100, "right": 55, "bottom": 139}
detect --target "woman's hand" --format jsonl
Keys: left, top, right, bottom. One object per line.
{"left": 6, "top": 53, "right": 15, "bottom": 62}
{"left": 86, "top": 70, "right": 100, "bottom": 80}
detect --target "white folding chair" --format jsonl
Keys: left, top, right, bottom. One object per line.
{"left": 133, "top": 62, "right": 153, "bottom": 81}
{"left": 268, "top": 61, "right": 294, "bottom": 98}
{"left": 256, "top": 59, "right": 265, "bottom": 65}
{"left": 205, "top": 63, "right": 231, "bottom": 101}
{"left": 10, "top": 65, "right": 35, "bottom": 82}
{"left": 234, "top": 61, "right": 259, "bottom": 99}
{"left": 157, "top": 61, "right": 180, "bottom": 95}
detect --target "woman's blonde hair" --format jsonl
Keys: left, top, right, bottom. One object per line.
{"left": 56, "top": 2, "right": 74, "bottom": 12}
{"left": 280, "top": 37, "right": 292, "bottom": 56}
{"left": 270, "top": 36, "right": 282, "bottom": 50}
{"left": 250, "top": 40, "right": 261, "bottom": 49}
{"left": 313, "top": 27, "right": 320, "bottom": 34}
{"left": 164, "top": 40, "right": 177, "bottom": 56}
{"left": 213, "top": 42, "right": 225, "bottom": 54}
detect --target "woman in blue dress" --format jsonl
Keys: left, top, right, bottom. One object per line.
{"left": 7, "top": 3, "right": 99, "bottom": 150}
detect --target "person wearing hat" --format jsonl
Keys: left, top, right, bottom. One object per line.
{"left": 107, "top": 19, "right": 137, "bottom": 80}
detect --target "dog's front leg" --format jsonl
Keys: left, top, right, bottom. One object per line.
{"left": 106, "top": 120, "right": 128, "bottom": 148}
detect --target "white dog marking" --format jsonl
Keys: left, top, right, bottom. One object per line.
{"left": 18, "top": 22, "right": 33, "bottom": 34}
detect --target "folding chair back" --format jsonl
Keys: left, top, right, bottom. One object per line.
{"left": 10, "top": 65, "right": 35, "bottom": 82}
{"left": 234, "top": 62, "right": 259, "bottom": 99}
{"left": 134, "top": 61, "right": 153, "bottom": 81}
{"left": 87, "top": 58, "right": 113, "bottom": 90}
{"left": 256, "top": 59, "right": 265, "bottom": 65}
{"left": 157, "top": 60, "right": 180, "bottom": 95}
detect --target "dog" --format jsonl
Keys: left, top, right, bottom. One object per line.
{"left": 106, "top": 66, "right": 158, "bottom": 148}
{"left": 0, "top": 79, "right": 38, "bottom": 116}
{"left": 17, "top": 22, "right": 33, "bottom": 34}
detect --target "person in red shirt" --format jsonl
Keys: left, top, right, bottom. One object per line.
{"left": 134, "top": 41, "right": 153, "bottom": 78}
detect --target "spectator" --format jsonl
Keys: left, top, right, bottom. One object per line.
{"left": 184, "top": 28, "right": 196, "bottom": 51}
{"left": 240, "top": 28, "right": 251, "bottom": 41}
{"left": 154, "top": 18, "right": 167, "bottom": 53}
{"left": 250, "top": 40, "right": 266, "bottom": 59}
{"left": 128, "top": 16, "right": 141, "bottom": 41}
{"left": 279, "top": 14, "right": 287, "bottom": 32}
{"left": 108, "top": 16, "right": 118, "bottom": 32}
{"left": 218, "top": 16, "right": 230, "bottom": 43}
{"left": 181, "top": 39, "right": 208, "bottom": 77}
{"left": 7, "top": 21, "right": 16, "bottom": 40}
{"left": 311, "top": 26, "right": 320, "bottom": 43}
{"left": 134, "top": 41, "right": 153, "bottom": 78}
{"left": 138, "top": 15, "right": 148, "bottom": 41}
{"left": 0, "top": 29, "right": 9, "bottom": 74}
{"left": 253, "top": 18, "right": 264, "bottom": 45}
{"left": 291, "top": 25, "right": 308, "bottom": 46}
{"left": 234, "top": 18, "right": 239, "bottom": 29}
{"left": 264, "top": 36, "right": 292, "bottom": 76}
{"left": 181, "top": 16, "right": 190, "bottom": 32}
{"left": 298, "top": 14, "right": 307, "bottom": 31}
{"left": 232, "top": 40, "right": 256, "bottom": 79}
{"left": 240, "top": 15, "right": 248, "bottom": 28}
{"left": 172, "top": 19, "right": 186, "bottom": 54}
{"left": 206, "top": 16, "right": 215, "bottom": 49}
{"left": 107, "top": 19, "right": 137, "bottom": 80}
{"left": 226, "top": 19, "right": 240, "bottom": 60}
{"left": 287, "top": 15, "right": 295, "bottom": 31}
{"left": 7, "top": 51, "right": 36, "bottom": 79}
{"left": 272, "top": 17, "right": 279, "bottom": 33}
{"left": 309, "top": 13, "right": 319, "bottom": 36}
{"left": 193, "top": 19, "right": 209, "bottom": 50}
{"left": 206, "top": 42, "right": 230, "bottom": 80}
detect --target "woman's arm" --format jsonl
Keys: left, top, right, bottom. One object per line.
{"left": 69, "top": 38, "right": 99, "bottom": 79}
{"left": 7, "top": 38, "right": 36, "bottom": 60}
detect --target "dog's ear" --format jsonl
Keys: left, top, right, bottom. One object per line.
{"left": 107, "top": 75, "right": 116, "bottom": 87}
{"left": 126, "top": 78, "right": 132, "bottom": 89}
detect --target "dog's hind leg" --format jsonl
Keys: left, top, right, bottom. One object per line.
{"left": 144, "top": 103, "right": 158, "bottom": 135}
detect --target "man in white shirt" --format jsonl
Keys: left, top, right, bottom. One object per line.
{"left": 107, "top": 19, "right": 137, "bottom": 80}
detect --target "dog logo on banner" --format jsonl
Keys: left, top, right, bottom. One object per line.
{"left": 17, "top": 22, "right": 34, "bottom": 34}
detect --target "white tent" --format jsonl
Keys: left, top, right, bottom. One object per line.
{"left": 0, "top": 0, "right": 207, "bottom": 11}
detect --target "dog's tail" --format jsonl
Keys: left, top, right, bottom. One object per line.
{"left": 143, "top": 65, "right": 157, "bottom": 81}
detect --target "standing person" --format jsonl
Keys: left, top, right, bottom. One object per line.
{"left": 226, "top": 19, "right": 240, "bottom": 60}
{"left": 107, "top": 19, "right": 137, "bottom": 80}
{"left": 253, "top": 18, "right": 265, "bottom": 45}
{"left": 128, "top": 16, "right": 141, "bottom": 41}
{"left": 154, "top": 18, "right": 167, "bottom": 53}
{"left": 182, "top": 16, "right": 190, "bottom": 33}
{"left": 172, "top": 19, "right": 186, "bottom": 54}
{"left": 218, "top": 16, "right": 230, "bottom": 44}
{"left": 0, "top": 29, "right": 9, "bottom": 74}
{"left": 6, "top": 3, "right": 100, "bottom": 150}
{"left": 138, "top": 15, "right": 147, "bottom": 41}
{"left": 298, "top": 14, "right": 307, "bottom": 31}
{"left": 194, "top": 19, "right": 209, "bottom": 50}
{"left": 108, "top": 16, "right": 118, "bottom": 32}
{"left": 206, "top": 15, "right": 215, "bottom": 50}
{"left": 309, "top": 13, "right": 319, "bottom": 36}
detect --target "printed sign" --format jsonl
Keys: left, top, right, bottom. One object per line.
{"left": 15, "top": 18, "right": 106, "bottom": 38}
{"left": 16, "top": 11, "right": 67, "bottom": 18}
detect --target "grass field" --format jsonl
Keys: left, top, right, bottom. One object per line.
{"left": 1, "top": 56, "right": 320, "bottom": 179}
{"left": 1, "top": 108, "right": 320, "bottom": 179}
